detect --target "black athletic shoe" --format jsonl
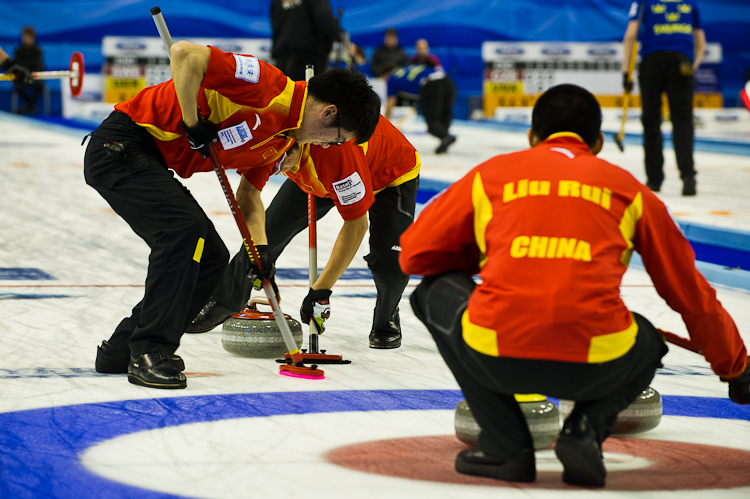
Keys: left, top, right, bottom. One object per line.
{"left": 187, "top": 298, "right": 236, "bottom": 333}
{"left": 555, "top": 414, "right": 606, "bottom": 487}
{"left": 369, "top": 308, "right": 401, "bottom": 349}
{"left": 455, "top": 448, "right": 536, "bottom": 482}
{"left": 645, "top": 181, "right": 661, "bottom": 193}
{"left": 95, "top": 340, "right": 185, "bottom": 374}
{"left": 435, "top": 135, "right": 457, "bottom": 154}
{"left": 682, "top": 178, "right": 697, "bottom": 196}
{"left": 128, "top": 352, "right": 187, "bottom": 389}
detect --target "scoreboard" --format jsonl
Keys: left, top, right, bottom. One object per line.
{"left": 481, "top": 41, "right": 723, "bottom": 115}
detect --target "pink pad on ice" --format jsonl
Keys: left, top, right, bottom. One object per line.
{"left": 279, "top": 370, "right": 325, "bottom": 380}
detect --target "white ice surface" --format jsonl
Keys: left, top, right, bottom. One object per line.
{"left": 1, "top": 111, "right": 749, "bottom": 498}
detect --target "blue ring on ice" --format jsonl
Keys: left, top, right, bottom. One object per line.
{"left": 0, "top": 390, "right": 748, "bottom": 498}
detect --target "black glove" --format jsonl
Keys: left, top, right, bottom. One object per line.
{"left": 722, "top": 357, "right": 750, "bottom": 405}
{"left": 247, "top": 245, "right": 279, "bottom": 303}
{"left": 1, "top": 57, "right": 33, "bottom": 85}
{"left": 247, "top": 245, "right": 275, "bottom": 281}
{"left": 180, "top": 119, "right": 218, "bottom": 158}
{"left": 622, "top": 73, "right": 633, "bottom": 93}
{"left": 300, "top": 288, "right": 332, "bottom": 334}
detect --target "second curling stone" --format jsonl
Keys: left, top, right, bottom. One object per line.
{"left": 455, "top": 394, "right": 560, "bottom": 450}
{"left": 222, "top": 297, "right": 303, "bottom": 358}
{"left": 558, "top": 386, "right": 662, "bottom": 435}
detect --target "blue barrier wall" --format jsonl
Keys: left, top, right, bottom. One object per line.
{"left": 1, "top": 1, "right": 748, "bottom": 115}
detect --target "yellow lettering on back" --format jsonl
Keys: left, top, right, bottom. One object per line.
{"left": 573, "top": 240, "right": 592, "bottom": 261}
{"left": 511, "top": 235, "right": 592, "bottom": 262}
{"left": 510, "top": 236, "right": 530, "bottom": 258}
{"left": 529, "top": 180, "right": 551, "bottom": 196}
{"left": 602, "top": 188, "right": 612, "bottom": 210}
{"left": 517, "top": 179, "right": 528, "bottom": 198}
{"left": 558, "top": 180, "right": 581, "bottom": 197}
{"left": 653, "top": 23, "right": 692, "bottom": 35}
{"left": 503, "top": 182, "right": 517, "bottom": 203}
{"left": 556, "top": 238, "right": 577, "bottom": 258}
{"left": 546, "top": 237, "right": 558, "bottom": 258}
{"left": 528, "top": 236, "right": 549, "bottom": 258}
{"left": 581, "top": 185, "right": 602, "bottom": 205}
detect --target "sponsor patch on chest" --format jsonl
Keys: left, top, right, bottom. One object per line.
{"left": 233, "top": 54, "right": 260, "bottom": 83}
{"left": 218, "top": 121, "right": 253, "bottom": 150}
{"left": 332, "top": 172, "right": 366, "bottom": 206}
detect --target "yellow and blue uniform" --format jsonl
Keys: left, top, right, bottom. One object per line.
{"left": 629, "top": 0, "right": 701, "bottom": 61}
{"left": 628, "top": 0, "right": 701, "bottom": 193}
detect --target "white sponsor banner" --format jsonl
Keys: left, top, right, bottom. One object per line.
{"left": 102, "top": 36, "right": 272, "bottom": 60}
{"left": 482, "top": 41, "right": 722, "bottom": 64}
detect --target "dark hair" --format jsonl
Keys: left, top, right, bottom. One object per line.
{"left": 385, "top": 27, "right": 399, "bottom": 37}
{"left": 22, "top": 26, "right": 36, "bottom": 37}
{"left": 307, "top": 68, "right": 381, "bottom": 145}
{"left": 531, "top": 84, "right": 602, "bottom": 149}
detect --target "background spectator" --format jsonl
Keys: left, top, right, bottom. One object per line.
{"left": 409, "top": 38, "right": 441, "bottom": 69}
{"left": 13, "top": 25, "right": 44, "bottom": 114}
{"left": 371, "top": 27, "right": 408, "bottom": 78}
{"left": 270, "top": 0, "right": 343, "bottom": 81}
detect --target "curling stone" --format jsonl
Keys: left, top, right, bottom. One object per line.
{"left": 455, "top": 394, "right": 560, "bottom": 450}
{"left": 221, "top": 297, "right": 303, "bottom": 358}
{"left": 558, "top": 386, "right": 662, "bottom": 435}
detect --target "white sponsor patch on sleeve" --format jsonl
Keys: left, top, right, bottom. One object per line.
{"left": 218, "top": 121, "right": 253, "bottom": 150}
{"left": 233, "top": 54, "right": 260, "bottom": 83}
{"left": 332, "top": 172, "right": 366, "bottom": 206}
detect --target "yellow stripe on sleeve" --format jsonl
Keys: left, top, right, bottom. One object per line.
{"left": 193, "top": 237, "right": 205, "bottom": 263}
{"left": 471, "top": 172, "right": 493, "bottom": 269}
{"left": 618, "top": 192, "right": 643, "bottom": 266}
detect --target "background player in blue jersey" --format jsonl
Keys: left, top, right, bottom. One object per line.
{"left": 384, "top": 63, "right": 457, "bottom": 154}
{"left": 622, "top": 0, "right": 706, "bottom": 196}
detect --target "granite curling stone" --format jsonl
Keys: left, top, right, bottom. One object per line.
{"left": 558, "top": 386, "right": 662, "bottom": 435}
{"left": 455, "top": 394, "right": 560, "bottom": 450}
{"left": 221, "top": 297, "right": 303, "bottom": 358}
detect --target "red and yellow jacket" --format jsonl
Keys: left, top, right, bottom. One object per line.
{"left": 399, "top": 133, "right": 747, "bottom": 378}
{"left": 277, "top": 115, "right": 420, "bottom": 220}
{"left": 115, "top": 46, "right": 304, "bottom": 185}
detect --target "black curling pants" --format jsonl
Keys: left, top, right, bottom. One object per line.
{"left": 420, "top": 77, "right": 456, "bottom": 140}
{"left": 84, "top": 111, "right": 230, "bottom": 357}
{"left": 410, "top": 270, "right": 668, "bottom": 460}
{"left": 639, "top": 51, "right": 696, "bottom": 186}
{"left": 212, "top": 176, "right": 418, "bottom": 333}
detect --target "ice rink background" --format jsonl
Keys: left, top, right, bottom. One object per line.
{"left": 1, "top": 110, "right": 750, "bottom": 498}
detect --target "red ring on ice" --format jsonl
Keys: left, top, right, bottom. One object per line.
{"left": 326, "top": 436, "right": 750, "bottom": 490}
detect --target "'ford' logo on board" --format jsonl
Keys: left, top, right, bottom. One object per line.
{"left": 116, "top": 42, "right": 147, "bottom": 51}
{"left": 495, "top": 47, "right": 524, "bottom": 55}
{"left": 542, "top": 47, "right": 570, "bottom": 56}
{"left": 588, "top": 47, "right": 617, "bottom": 56}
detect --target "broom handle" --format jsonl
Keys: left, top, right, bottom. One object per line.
{"left": 305, "top": 64, "right": 322, "bottom": 354}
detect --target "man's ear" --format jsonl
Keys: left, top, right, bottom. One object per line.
{"left": 590, "top": 131, "right": 605, "bottom": 155}
{"left": 528, "top": 129, "right": 541, "bottom": 147}
{"left": 321, "top": 104, "right": 338, "bottom": 121}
